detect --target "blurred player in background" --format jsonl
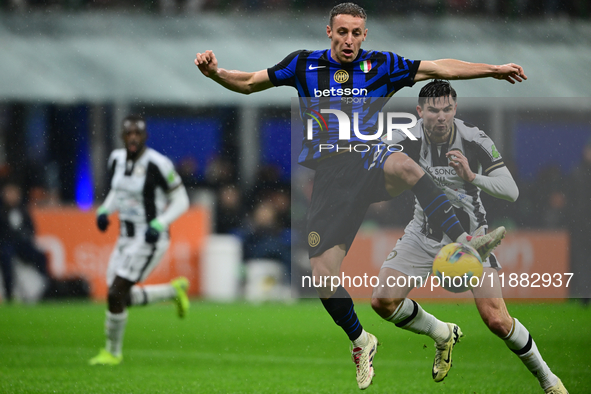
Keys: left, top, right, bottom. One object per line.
{"left": 0, "top": 181, "right": 50, "bottom": 302}
{"left": 89, "top": 114, "right": 190, "bottom": 366}
{"left": 194, "top": 2, "right": 526, "bottom": 389}
{"left": 372, "top": 80, "right": 567, "bottom": 393}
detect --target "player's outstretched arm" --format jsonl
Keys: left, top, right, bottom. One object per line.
{"left": 415, "top": 59, "right": 527, "bottom": 84}
{"left": 144, "top": 185, "right": 190, "bottom": 244}
{"left": 195, "top": 50, "right": 274, "bottom": 95}
{"left": 446, "top": 150, "right": 519, "bottom": 202}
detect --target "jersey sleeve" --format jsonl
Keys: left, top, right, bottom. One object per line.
{"left": 157, "top": 157, "right": 183, "bottom": 192}
{"left": 470, "top": 130, "right": 505, "bottom": 175}
{"left": 106, "top": 151, "right": 117, "bottom": 190}
{"left": 387, "top": 53, "right": 420, "bottom": 93}
{"left": 267, "top": 50, "right": 303, "bottom": 88}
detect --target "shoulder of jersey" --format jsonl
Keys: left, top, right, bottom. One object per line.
{"left": 454, "top": 118, "right": 488, "bottom": 142}
{"left": 299, "top": 49, "right": 325, "bottom": 58}
{"left": 144, "top": 147, "right": 174, "bottom": 166}
{"left": 408, "top": 118, "right": 423, "bottom": 139}
{"left": 110, "top": 149, "right": 126, "bottom": 161}
{"left": 361, "top": 49, "right": 388, "bottom": 59}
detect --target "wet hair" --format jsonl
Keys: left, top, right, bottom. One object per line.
{"left": 418, "top": 80, "right": 457, "bottom": 107}
{"left": 122, "top": 114, "right": 146, "bottom": 131}
{"left": 329, "top": 3, "right": 367, "bottom": 27}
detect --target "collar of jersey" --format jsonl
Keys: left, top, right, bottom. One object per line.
{"left": 326, "top": 49, "right": 365, "bottom": 65}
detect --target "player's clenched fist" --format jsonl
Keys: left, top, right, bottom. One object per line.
{"left": 194, "top": 50, "right": 218, "bottom": 77}
{"left": 446, "top": 150, "right": 475, "bottom": 182}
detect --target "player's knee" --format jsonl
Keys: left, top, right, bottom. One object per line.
{"left": 483, "top": 314, "right": 511, "bottom": 337}
{"left": 385, "top": 154, "right": 422, "bottom": 186}
{"left": 107, "top": 286, "right": 127, "bottom": 308}
{"left": 371, "top": 297, "right": 402, "bottom": 319}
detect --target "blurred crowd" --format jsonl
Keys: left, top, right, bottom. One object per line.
{"left": 1, "top": 0, "right": 589, "bottom": 19}
{"left": 177, "top": 156, "right": 292, "bottom": 277}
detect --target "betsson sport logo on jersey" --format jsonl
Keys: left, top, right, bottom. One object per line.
{"left": 313, "top": 86, "right": 368, "bottom": 97}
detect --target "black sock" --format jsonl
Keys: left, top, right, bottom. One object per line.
{"left": 411, "top": 174, "right": 465, "bottom": 241}
{"left": 320, "top": 286, "right": 363, "bottom": 341}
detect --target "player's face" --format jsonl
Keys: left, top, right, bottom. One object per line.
{"left": 327, "top": 14, "right": 367, "bottom": 64}
{"left": 417, "top": 96, "right": 457, "bottom": 143}
{"left": 122, "top": 120, "right": 147, "bottom": 158}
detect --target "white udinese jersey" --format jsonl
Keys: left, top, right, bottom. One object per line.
{"left": 106, "top": 148, "right": 182, "bottom": 236}
{"left": 386, "top": 118, "right": 505, "bottom": 247}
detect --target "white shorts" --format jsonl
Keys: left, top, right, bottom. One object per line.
{"left": 106, "top": 235, "right": 170, "bottom": 286}
{"left": 380, "top": 230, "right": 501, "bottom": 284}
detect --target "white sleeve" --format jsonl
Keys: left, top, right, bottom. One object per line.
{"left": 471, "top": 166, "right": 519, "bottom": 202}
{"left": 155, "top": 185, "right": 190, "bottom": 229}
{"left": 99, "top": 189, "right": 118, "bottom": 215}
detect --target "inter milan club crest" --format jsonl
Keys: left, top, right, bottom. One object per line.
{"left": 308, "top": 231, "right": 320, "bottom": 247}
{"left": 334, "top": 70, "right": 349, "bottom": 84}
{"left": 360, "top": 60, "right": 372, "bottom": 73}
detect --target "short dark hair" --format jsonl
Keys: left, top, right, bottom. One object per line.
{"left": 329, "top": 3, "right": 367, "bottom": 27}
{"left": 122, "top": 114, "right": 146, "bottom": 131}
{"left": 418, "top": 80, "right": 457, "bottom": 107}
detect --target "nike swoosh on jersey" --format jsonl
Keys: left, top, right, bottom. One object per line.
{"left": 444, "top": 206, "right": 453, "bottom": 213}
{"left": 308, "top": 65, "right": 326, "bottom": 70}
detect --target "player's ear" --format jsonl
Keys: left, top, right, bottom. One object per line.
{"left": 363, "top": 28, "right": 367, "bottom": 41}
{"left": 326, "top": 25, "right": 332, "bottom": 39}
{"left": 416, "top": 104, "right": 423, "bottom": 118}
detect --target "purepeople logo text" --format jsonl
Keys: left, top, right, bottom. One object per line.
{"left": 306, "top": 109, "right": 419, "bottom": 148}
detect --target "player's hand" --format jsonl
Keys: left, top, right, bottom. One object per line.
{"left": 145, "top": 219, "right": 164, "bottom": 244}
{"left": 97, "top": 213, "right": 109, "bottom": 232}
{"left": 492, "top": 63, "right": 527, "bottom": 84}
{"left": 194, "top": 50, "right": 219, "bottom": 78}
{"left": 447, "top": 150, "right": 476, "bottom": 182}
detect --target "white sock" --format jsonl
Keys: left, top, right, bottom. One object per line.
{"left": 503, "top": 318, "right": 558, "bottom": 390}
{"left": 130, "top": 284, "right": 175, "bottom": 306}
{"left": 352, "top": 330, "right": 369, "bottom": 347}
{"left": 105, "top": 310, "right": 128, "bottom": 357}
{"left": 386, "top": 298, "right": 450, "bottom": 344}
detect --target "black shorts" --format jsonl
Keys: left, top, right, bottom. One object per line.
{"left": 306, "top": 145, "right": 394, "bottom": 258}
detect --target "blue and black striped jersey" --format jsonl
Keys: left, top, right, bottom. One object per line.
{"left": 267, "top": 49, "right": 420, "bottom": 168}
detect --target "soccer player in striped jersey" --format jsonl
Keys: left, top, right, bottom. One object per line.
{"left": 194, "top": 2, "right": 526, "bottom": 389}
{"left": 372, "top": 80, "right": 568, "bottom": 393}
{"left": 89, "top": 114, "right": 191, "bottom": 366}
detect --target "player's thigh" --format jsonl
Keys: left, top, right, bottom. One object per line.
{"left": 106, "top": 238, "right": 127, "bottom": 287}
{"left": 372, "top": 267, "right": 415, "bottom": 300}
{"left": 310, "top": 244, "right": 346, "bottom": 278}
{"left": 112, "top": 238, "right": 170, "bottom": 284}
{"left": 375, "top": 234, "right": 434, "bottom": 297}
{"left": 306, "top": 153, "right": 382, "bottom": 258}
{"left": 383, "top": 152, "right": 425, "bottom": 197}
{"left": 471, "top": 267, "right": 504, "bottom": 299}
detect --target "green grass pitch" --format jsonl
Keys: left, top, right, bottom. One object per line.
{"left": 0, "top": 300, "right": 589, "bottom": 393}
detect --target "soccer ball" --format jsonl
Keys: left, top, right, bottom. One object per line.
{"left": 432, "top": 243, "right": 483, "bottom": 293}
